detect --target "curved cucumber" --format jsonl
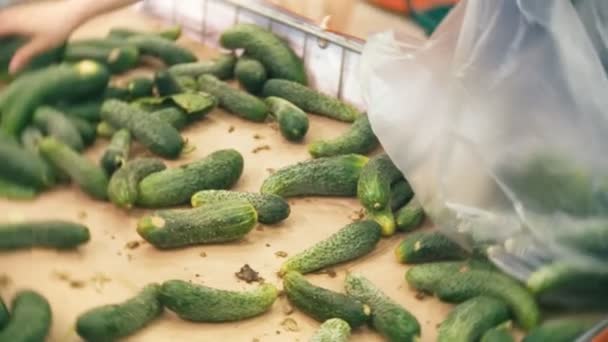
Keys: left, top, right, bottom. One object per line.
{"left": 137, "top": 199, "right": 257, "bottom": 249}
{"left": 160, "top": 280, "right": 277, "bottom": 322}
{"left": 66, "top": 116, "right": 96, "bottom": 146}
{"left": 168, "top": 54, "right": 236, "bottom": 80}
{"left": 0, "top": 220, "right": 90, "bottom": 250}
{"left": 0, "top": 178, "right": 38, "bottom": 200}
{"left": 39, "top": 137, "right": 109, "bottom": 199}
{"left": 395, "top": 231, "right": 467, "bottom": 264}
{"left": 310, "top": 318, "right": 351, "bottom": 342}
{"left": 522, "top": 318, "right": 596, "bottom": 342}
{"left": 261, "top": 154, "right": 368, "bottom": 197}
{"left": 345, "top": 273, "right": 420, "bottom": 342}
{"left": 390, "top": 179, "right": 414, "bottom": 211}
{"left": 438, "top": 296, "right": 510, "bottom": 342}
{"left": 107, "top": 158, "right": 166, "bottom": 209}
{"left": 33, "top": 106, "right": 84, "bottom": 152}
{"left": 191, "top": 190, "right": 290, "bottom": 224}
{"left": 101, "top": 99, "right": 184, "bottom": 159}
{"left": 395, "top": 197, "right": 424, "bottom": 232}
{"left": 0, "top": 291, "right": 51, "bottom": 342}
{"left": 262, "top": 79, "right": 361, "bottom": 122}
{"left": 198, "top": 74, "right": 268, "bottom": 122}
{"left": 137, "top": 149, "right": 243, "bottom": 207}
{"left": 0, "top": 138, "right": 55, "bottom": 189}
{"left": 283, "top": 271, "right": 370, "bottom": 328}
{"left": 265, "top": 96, "right": 309, "bottom": 142}
{"left": 100, "top": 129, "right": 131, "bottom": 175}
{"left": 76, "top": 284, "right": 163, "bottom": 342}
{"left": 127, "top": 77, "right": 154, "bottom": 99}
{"left": 280, "top": 220, "right": 381, "bottom": 275}
{"left": 64, "top": 42, "right": 139, "bottom": 73}
{"left": 220, "top": 24, "right": 306, "bottom": 84}
{"left": 127, "top": 35, "right": 196, "bottom": 65}
{"left": 309, "top": 115, "right": 378, "bottom": 158}
{"left": 234, "top": 56, "right": 267, "bottom": 94}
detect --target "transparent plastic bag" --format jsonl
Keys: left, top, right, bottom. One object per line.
{"left": 361, "top": 0, "right": 608, "bottom": 304}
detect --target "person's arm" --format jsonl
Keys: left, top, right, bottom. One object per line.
{"left": 0, "top": 0, "right": 139, "bottom": 73}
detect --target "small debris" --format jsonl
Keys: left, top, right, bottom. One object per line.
{"left": 195, "top": 274, "right": 200, "bottom": 278}
{"left": 111, "top": 235, "right": 116, "bottom": 240}
{"left": 349, "top": 208, "right": 366, "bottom": 222}
{"left": 275, "top": 251, "right": 288, "bottom": 258}
{"left": 415, "top": 291, "right": 428, "bottom": 300}
{"left": 125, "top": 241, "right": 140, "bottom": 250}
{"left": 252, "top": 339, "right": 260, "bottom": 342}
{"left": 90, "top": 273, "right": 112, "bottom": 293}
{"left": 265, "top": 243, "right": 271, "bottom": 247}
{"left": 253, "top": 134, "right": 264, "bottom": 140}
{"left": 316, "top": 268, "right": 337, "bottom": 278}
{"left": 199, "top": 251, "right": 207, "bottom": 258}
{"left": 52, "top": 271, "right": 70, "bottom": 281}
{"left": 117, "top": 251, "right": 122, "bottom": 256}
{"left": 269, "top": 122, "right": 279, "bottom": 131}
{"left": 77, "top": 211, "right": 87, "bottom": 220}
{"left": 235, "top": 264, "right": 263, "bottom": 284}
{"left": 276, "top": 330, "right": 281, "bottom": 335}
{"left": 281, "top": 317, "right": 299, "bottom": 332}
{"left": 252, "top": 144, "right": 271, "bottom": 153}
{"left": 282, "top": 301, "right": 294, "bottom": 315}
{"left": 266, "top": 168, "right": 276, "bottom": 174}
{"left": 0, "top": 274, "right": 12, "bottom": 288}
{"left": 256, "top": 226, "right": 264, "bottom": 231}
{"left": 127, "top": 254, "right": 133, "bottom": 261}
{"left": 228, "top": 126, "right": 235, "bottom": 133}
{"left": 69, "top": 280, "right": 86, "bottom": 289}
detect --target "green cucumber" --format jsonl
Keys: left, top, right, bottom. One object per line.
{"left": 33, "top": 106, "right": 84, "bottom": 151}
{"left": 262, "top": 79, "right": 361, "bottom": 122}
{"left": 154, "top": 69, "right": 183, "bottom": 96}
{"left": 390, "top": 179, "right": 414, "bottom": 211}
{"left": 438, "top": 296, "right": 510, "bottom": 342}
{"left": 66, "top": 116, "right": 96, "bottom": 146}
{"left": 191, "top": 190, "right": 290, "bottom": 224}
{"left": 0, "top": 291, "right": 51, "bottom": 342}
{"left": 0, "top": 36, "right": 64, "bottom": 78}
{"left": 1, "top": 61, "right": 110, "bottom": 137}
{"left": 96, "top": 121, "right": 116, "bottom": 139}
{"left": 100, "top": 129, "right": 131, "bottom": 175}
{"left": 127, "top": 77, "right": 154, "bottom": 99}
{"left": 345, "top": 273, "right": 420, "bottom": 342}
{"left": 198, "top": 74, "right": 268, "bottom": 122}
{"left": 235, "top": 56, "right": 267, "bottom": 94}
{"left": 64, "top": 42, "right": 139, "bottom": 73}
{"left": 0, "top": 178, "right": 38, "bottom": 200}
{"left": 261, "top": 154, "right": 368, "bottom": 197}
{"left": 108, "top": 158, "right": 166, "bottom": 209}
{"left": 137, "top": 199, "right": 257, "bottom": 249}
{"left": 481, "top": 322, "right": 515, "bottom": 342}
{"left": 395, "top": 231, "right": 467, "bottom": 264}
{"left": 127, "top": 35, "right": 196, "bottom": 65}
{"left": 137, "top": 149, "right": 243, "bottom": 207}
{"left": 395, "top": 197, "right": 424, "bottom": 232}
{"left": 76, "top": 284, "right": 163, "bottom": 342}
{"left": 0, "top": 297, "right": 8, "bottom": 329}
{"left": 57, "top": 98, "right": 102, "bottom": 121}
{"left": 280, "top": 220, "right": 381, "bottom": 275}
{"left": 0, "top": 220, "right": 90, "bottom": 250}
{"left": 265, "top": 96, "right": 309, "bottom": 142}
{"left": 149, "top": 107, "right": 188, "bottom": 129}
{"left": 39, "top": 137, "right": 109, "bottom": 199}
{"left": 20, "top": 126, "right": 44, "bottom": 154}
{"left": 405, "top": 263, "right": 540, "bottom": 330}
{"left": 309, "top": 115, "right": 378, "bottom": 158}
{"left": 168, "top": 54, "right": 236, "bottom": 80}
{"left": 0, "top": 138, "right": 55, "bottom": 189}
{"left": 220, "top": 24, "right": 306, "bottom": 84}
{"left": 522, "top": 318, "right": 596, "bottom": 342}
{"left": 357, "top": 153, "right": 403, "bottom": 236}
{"left": 283, "top": 271, "right": 370, "bottom": 328}
{"left": 160, "top": 280, "right": 277, "bottom": 322}
{"left": 105, "top": 86, "right": 130, "bottom": 100}
{"left": 101, "top": 99, "right": 184, "bottom": 159}
{"left": 310, "top": 318, "right": 351, "bottom": 342}
{"left": 526, "top": 262, "right": 608, "bottom": 295}
{"left": 108, "top": 25, "right": 182, "bottom": 41}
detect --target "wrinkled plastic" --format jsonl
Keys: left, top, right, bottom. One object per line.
{"left": 361, "top": 0, "right": 608, "bottom": 288}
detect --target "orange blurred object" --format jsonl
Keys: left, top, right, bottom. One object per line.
{"left": 593, "top": 328, "right": 608, "bottom": 342}
{"left": 369, "top": 0, "right": 459, "bottom": 13}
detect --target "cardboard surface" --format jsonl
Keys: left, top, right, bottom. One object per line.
{"left": 0, "top": 8, "right": 451, "bottom": 342}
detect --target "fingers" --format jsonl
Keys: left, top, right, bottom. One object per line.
{"left": 9, "top": 38, "right": 50, "bottom": 74}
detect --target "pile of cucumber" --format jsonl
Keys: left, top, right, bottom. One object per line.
{"left": 0, "top": 22, "right": 604, "bottom": 342}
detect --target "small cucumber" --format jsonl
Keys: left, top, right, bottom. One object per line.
{"left": 33, "top": 106, "right": 84, "bottom": 151}
{"left": 438, "top": 296, "right": 510, "bottom": 342}
{"left": 57, "top": 98, "right": 102, "bottom": 121}
{"left": 0, "top": 177, "right": 38, "bottom": 200}
{"left": 191, "top": 190, "right": 290, "bottom": 224}
{"left": 108, "top": 25, "right": 182, "bottom": 41}
{"left": 107, "top": 158, "right": 166, "bottom": 209}
{"left": 100, "top": 129, "right": 131, "bottom": 175}
{"left": 262, "top": 79, "right": 361, "bottom": 122}
{"left": 395, "top": 197, "right": 424, "bottom": 231}
{"left": 127, "top": 77, "right": 154, "bottom": 99}
{"left": 0, "top": 138, "right": 55, "bottom": 189}
{"left": 0, "top": 297, "right": 8, "bottom": 329}
{"left": 149, "top": 107, "right": 188, "bottom": 129}
{"left": 357, "top": 153, "right": 403, "bottom": 236}
{"left": 160, "top": 280, "right": 277, "bottom": 322}
{"left": 96, "top": 121, "right": 116, "bottom": 138}
{"left": 127, "top": 35, "right": 196, "bottom": 65}
{"left": 309, "top": 115, "right": 378, "bottom": 158}
{"left": 395, "top": 231, "right": 467, "bottom": 264}
{"left": 390, "top": 179, "right": 414, "bottom": 211}
{"left": 220, "top": 24, "right": 307, "bottom": 84}
{"left": 39, "top": 137, "right": 109, "bottom": 199}
{"left": 235, "top": 56, "right": 267, "bottom": 94}
{"left": 64, "top": 42, "right": 139, "bottom": 73}
{"left": 265, "top": 96, "right": 309, "bottom": 142}
{"left": 154, "top": 69, "right": 184, "bottom": 96}
{"left": 283, "top": 271, "right": 370, "bottom": 328}
{"left": 310, "top": 318, "right": 351, "bottom": 342}
{"left": 101, "top": 99, "right": 184, "bottom": 159}
{"left": 523, "top": 318, "right": 596, "bottom": 342}
{"left": 168, "top": 54, "right": 236, "bottom": 80}
{"left": 0, "top": 220, "right": 89, "bottom": 250}
{"left": 105, "top": 86, "right": 130, "bottom": 100}
{"left": 280, "top": 220, "right": 381, "bottom": 275}
{"left": 481, "top": 322, "right": 515, "bottom": 342}
{"left": 137, "top": 199, "right": 257, "bottom": 249}
{"left": 261, "top": 154, "right": 368, "bottom": 197}
{"left": 66, "top": 116, "right": 96, "bottom": 146}
{"left": 526, "top": 262, "right": 608, "bottom": 295}
{"left": 405, "top": 263, "right": 540, "bottom": 330}
{"left": 345, "top": 273, "right": 420, "bottom": 342}
{"left": 137, "top": 149, "right": 243, "bottom": 207}
{"left": 0, "top": 291, "right": 51, "bottom": 342}
{"left": 198, "top": 74, "right": 268, "bottom": 122}
{"left": 76, "top": 284, "right": 163, "bottom": 342}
